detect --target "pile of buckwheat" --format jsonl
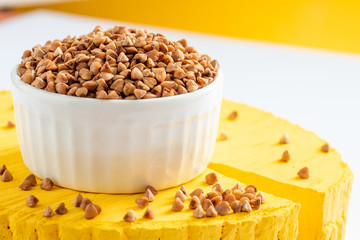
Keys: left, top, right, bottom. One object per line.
{"left": 17, "top": 25, "right": 219, "bottom": 99}
{"left": 171, "top": 172, "right": 267, "bottom": 219}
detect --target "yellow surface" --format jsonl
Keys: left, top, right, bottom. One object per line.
{"left": 0, "top": 90, "right": 300, "bottom": 240}
{"left": 0, "top": 92, "right": 353, "bottom": 240}
{"left": 16, "top": 0, "right": 360, "bottom": 54}
{"left": 210, "top": 100, "right": 353, "bottom": 239}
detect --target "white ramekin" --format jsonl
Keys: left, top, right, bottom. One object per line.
{"left": 11, "top": 67, "right": 223, "bottom": 193}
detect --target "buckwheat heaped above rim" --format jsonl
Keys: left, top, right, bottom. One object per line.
{"left": 17, "top": 25, "right": 220, "bottom": 100}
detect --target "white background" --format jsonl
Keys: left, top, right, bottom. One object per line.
{"left": 0, "top": 10, "right": 359, "bottom": 239}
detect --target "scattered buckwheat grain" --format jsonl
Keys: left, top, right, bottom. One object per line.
{"left": 143, "top": 207, "right": 155, "bottom": 219}
{"left": 172, "top": 197, "right": 185, "bottom": 212}
{"left": 206, "top": 205, "right": 217, "bottom": 217}
{"left": 94, "top": 204, "right": 101, "bottom": 214}
{"left": 224, "top": 194, "right": 236, "bottom": 204}
{"left": 215, "top": 201, "right": 230, "bottom": 216}
{"left": 24, "top": 174, "right": 37, "bottom": 186}
{"left": 0, "top": 164, "right": 7, "bottom": 175}
{"left": 228, "top": 111, "right": 238, "bottom": 120}
{"left": 7, "top": 120, "right": 15, "bottom": 128}
{"left": 211, "top": 196, "right": 223, "bottom": 207}
{"left": 212, "top": 183, "right": 224, "bottom": 194}
{"left": 207, "top": 191, "right": 220, "bottom": 200}
{"left": 257, "top": 191, "right": 266, "bottom": 204}
{"left": 231, "top": 200, "right": 242, "bottom": 213}
{"left": 124, "top": 210, "right": 137, "bottom": 222}
{"left": 145, "top": 185, "right": 158, "bottom": 196}
{"left": 175, "top": 189, "right": 188, "bottom": 202}
{"left": 242, "top": 200, "right": 252, "bottom": 212}
{"left": 202, "top": 199, "right": 213, "bottom": 211}
{"left": 43, "top": 206, "right": 55, "bottom": 218}
{"left": 205, "top": 172, "right": 218, "bottom": 185}
{"left": 144, "top": 189, "right": 155, "bottom": 202}
{"left": 322, "top": 143, "right": 330, "bottom": 153}
{"left": 1, "top": 169, "right": 13, "bottom": 182}
{"left": 198, "top": 193, "right": 206, "bottom": 204}
{"left": 245, "top": 184, "right": 257, "bottom": 193}
{"left": 189, "top": 196, "right": 201, "bottom": 209}
{"left": 26, "top": 195, "right": 39, "bottom": 208}
{"left": 190, "top": 188, "right": 204, "bottom": 197}
{"left": 279, "top": 133, "right": 290, "bottom": 144}
{"left": 135, "top": 197, "right": 149, "bottom": 209}
{"left": 80, "top": 198, "right": 93, "bottom": 210}
{"left": 250, "top": 197, "right": 261, "bottom": 210}
{"left": 55, "top": 202, "right": 68, "bottom": 215}
{"left": 73, "top": 193, "right": 83, "bottom": 207}
{"left": 180, "top": 185, "right": 189, "bottom": 197}
{"left": 40, "top": 177, "right": 54, "bottom": 190}
{"left": 19, "top": 180, "right": 32, "bottom": 191}
{"left": 193, "top": 205, "right": 205, "bottom": 219}
{"left": 281, "top": 150, "right": 290, "bottom": 162}
{"left": 231, "top": 182, "right": 242, "bottom": 193}
{"left": 217, "top": 132, "right": 228, "bottom": 141}
{"left": 298, "top": 167, "right": 310, "bottom": 179}
{"left": 84, "top": 204, "right": 99, "bottom": 219}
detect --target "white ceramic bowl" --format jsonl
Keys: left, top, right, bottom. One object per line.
{"left": 11, "top": 67, "right": 223, "bottom": 193}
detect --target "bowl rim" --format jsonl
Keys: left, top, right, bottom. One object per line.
{"left": 11, "top": 66, "right": 223, "bottom": 105}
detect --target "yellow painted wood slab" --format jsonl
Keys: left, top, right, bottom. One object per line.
{"left": 0, "top": 90, "right": 352, "bottom": 239}
{"left": 210, "top": 100, "right": 353, "bottom": 239}
{"left": 0, "top": 91, "right": 299, "bottom": 240}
